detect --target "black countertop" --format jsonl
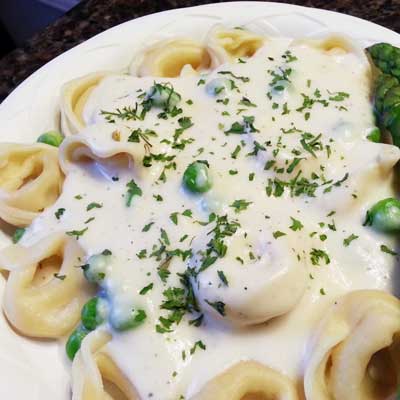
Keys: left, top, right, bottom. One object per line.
{"left": 0, "top": 0, "right": 399, "bottom": 101}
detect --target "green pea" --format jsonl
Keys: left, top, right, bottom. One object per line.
{"left": 205, "top": 77, "right": 232, "bottom": 96}
{"left": 65, "top": 324, "right": 89, "bottom": 361}
{"left": 81, "top": 297, "right": 106, "bottom": 330}
{"left": 364, "top": 198, "right": 400, "bottom": 232}
{"left": 147, "top": 83, "right": 181, "bottom": 110}
{"left": 37, "top": 130, "right": 64, "bottom": 147}
{"left": 109, "top": 307, "right": 147, "bottom": 331}
{"left": 366, "top": 127, "right": 381, "bottom": 143}
{"left": 82, "top": 252, "right": 111, "bottom": 284}
{"left": 183, "top": 161, "right": 212, "bottom": 193}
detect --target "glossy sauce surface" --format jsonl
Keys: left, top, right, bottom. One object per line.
{"left": 21, "top": 38, "right": 400, "bottom": 398}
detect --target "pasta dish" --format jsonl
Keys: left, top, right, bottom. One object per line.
{"left": 0, "top": 23, "right": 399, "bottom": 400}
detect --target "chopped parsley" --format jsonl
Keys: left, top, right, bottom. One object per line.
{"left": 343, "top": 234, "right": 359, "bottom": 247}
{"left": 173, "top": 117, "right": 194, "bottom": 150}
{"left": 86, "top": 202, "right": 102, "bottom": 211}
{"left": 198, "top": 214, "right": 240, "bottom": 272}
{"left": 380, "top": 244, "right": 397, "bottom": 256}
{"left": 142, "top": 222, "right": 154, "bottom": 232}
{"left": 205, "top": 300, "right": 226, "bottom": 316}
{"left": 218, "top": 70, "right": 250, "bottom": 82}
{"left": 160, "top": 228, "right": 170, "bottom": 246}
{"left": 268, "top": 66, "right": 292, "bottom": 91}
{"left": 182, "top": 209, "right": 193, "bottom": 218}
{"left": 225, "top": 115, "right": 259, "bottom": 134}
{"left": 310, "top": 248, "right": 330, "bottom": 266}
{"left": 156, "top": 270, "right": 200, "bottom": 333}
{"left": 170, "top": 212, "right": 179, "bottom": 225}
{"left": 66, "top": 227, "right": 88, "bottom": 240}
{"left": 328, "top": 90, "right": 350, "bottom": 102}
{"left": 217, "top": 270, "right": 229, "bottom": 286}
{"left": 139, "top": 283, "right": 154, "bottom": 295}
{"left": 55, "top": 208, "right": 65, "bottom": 220}
{"left": 158, "top": 268, "right": 171, "bottom": 283}
{"left": 289, "top": 217, "right": 303, "bottom": 231}
{"left": 190, "top": 340, "right": 206, "bottom": 355}
{"left": 101, "top": 102, "right": 149, "bottom": 123}
{"left": 246, "top": 141, "right": 266, "bottom": 157}
{"left": 142, "top": 152, "right": 175, "bottom": 167}
{"left": 231, "top": 145, "right": 241, "bottom": 159}
{"left": 125, "top": 179, "right": 142, "bottom": 207}
{"left": 273, "top": 231, "right": 286, "bottom": 239}
{"left": 239, "top": 97, "right": 257, "bottom": 107}
{"left": 128, "top": 128, "right": 157, "bottom": 146}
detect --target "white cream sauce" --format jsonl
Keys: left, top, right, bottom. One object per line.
{"left": 22, "top": 38, "right": 400, "bottom": 399}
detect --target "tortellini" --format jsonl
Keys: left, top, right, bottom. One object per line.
{"left": 317, "top": 141, "right": 400, "bottom": 212}
{"left": 131, "top": 39, "right": 212, "bottom": 78}
{"left": 59, "top": 130, "right": 145, "bottom": 175}
{"left": 292, "top": 33, "right": 363, "bottom": 56}
{"left": 269, "top": 140, "right": 400, "bottom": 212}
{"left": 193, "top": 229, "right": 307, "bottom": 326}
{"left": 0, "top": 233, "right": 90, "bottom": 338}
{"left": 304, "top": 290, "right": 400, "bottom": 400}
{"left": 291, "top": 33, "right": 371, "bottom": 71}
{"left": 72, "top": 330, "right": 138, "bottom": 400}
{"left": 206, "top": 25, "right": 265, "bottom": 65}
{"left": 60, "top": 72, "right": 112, "bottom": 136}
{"left": 191, "top": 361, "right": 299, "bottom": 400}
{"left": 0, "top": 143, "right": 63, "bottom": 227}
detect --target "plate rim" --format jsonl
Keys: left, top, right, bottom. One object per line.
{"left": 0, "top": 2, "right": 399, "bottom": 398}
{"left": 1, "top": 1, "right": 400, "bottom": 113}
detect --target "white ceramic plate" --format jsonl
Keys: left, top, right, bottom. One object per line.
{"left": 0, "top": 2, "right": 399, "bottom": 398}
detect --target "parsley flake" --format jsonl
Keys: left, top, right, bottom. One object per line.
{"left": 55, "top": 208, "right": 65, "bottom": 220}
{"left": 139, "top": 283, "right": 154, "bottom": 295}
{"left": 343, "top": 234, "right": 359, "bottom": 247}
{"left": 289, "top": 217, "right": 303, "bottom": 231}
{"left": 229, "top": 199, "right": 252, "bottom": 213}
{"left": 380, "top": 244, "right": 397, "bottom": 255}
{"left": 86, "top": 202, "right": 102, "bottom": 211}
{"left": 125, "top": 179, "right": 142, "bottom": 207}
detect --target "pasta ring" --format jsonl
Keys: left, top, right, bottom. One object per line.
{"left": 72, "top": 329, "right": 139, "bottom": 400}
{"left": 194, "top": 230, "right": 307, "bottom": 326}
{"left": 0, "top": 142, "right": 63, "bottom": 227}
{"left": 60, "top": 72, "right": 112, "bottom": 135}
{"left": 304, "top": 289, "right": 400, "bottom": 400}
{"left": 131, "top": 39, "right": 211, "bottom": 78}
{"left": 1, "top": 232, "right": 90, "bottom": 338}
{"left": 191, "top": 360, "right": 299, "bottom": 400}
{"left": 206, "top": 25, "right": 266, "bottom": 66}
{"left": 59, "top": 131, "right": 145, "bottom": 175}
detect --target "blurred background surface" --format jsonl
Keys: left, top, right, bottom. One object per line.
{"left": 0, "top": 0, "right": 79, "bottom": 56}
{"left": 0, "top": 0, "right": 399, "bottom": 101}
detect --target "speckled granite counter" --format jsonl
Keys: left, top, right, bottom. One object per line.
{"left": 0, "top": 0, "right": 399, "bottom": 101}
